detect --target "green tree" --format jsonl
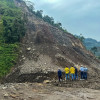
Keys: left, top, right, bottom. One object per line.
{"left": 54, "top": 22, "right": 62, "bottom": 28}
{"left": 25, "top": 0, "right": 34, "bottom": 13}
{"left": 35, "top": 10, "right": 43, "bottom": 18}
{"left": 3, "top": 17, "right": 25, "bottom": 43}
{"left": 97, "top": 56, "right": 100, "bottom": 59}
{"left": 43, "top": 15, "right": 54, "bottom": 25}
{"left": 75, "top": 34, "right": 85, "bottom": 43}
{"left": 79, "top": 34, "right": 85, "bottom": 42}
{"left": 91, "top": 47, "right": 97, "bottom": 55}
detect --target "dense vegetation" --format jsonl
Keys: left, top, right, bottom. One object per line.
{"left": 0, "top": 0, "right": 25, "bottom": 78}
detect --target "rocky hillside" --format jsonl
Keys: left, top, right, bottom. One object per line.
{"left": 4, "top": 0, "right": 100, "bottom": 84}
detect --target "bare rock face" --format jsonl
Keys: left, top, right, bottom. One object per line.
{"left": 4, "top": 0, "right": 100, "bottom": 84}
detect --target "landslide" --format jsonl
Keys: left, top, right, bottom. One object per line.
{"left": 3, "top": 0, "right": 100, "bottom": 89}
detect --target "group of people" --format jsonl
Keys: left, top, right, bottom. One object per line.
{"left": 58, "top": 65, "right": 88, "bottom": 82}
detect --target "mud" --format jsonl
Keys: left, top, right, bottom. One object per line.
{"left": 0, "top": 82, "right": 100, "bottom": 100}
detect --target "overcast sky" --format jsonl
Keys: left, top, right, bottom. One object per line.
{"left": 29, "top": 0, "right": 100, "bottom": 41}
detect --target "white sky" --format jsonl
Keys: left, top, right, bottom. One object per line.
{"left": 29, "top": 0, "right": 100, "bottom": 41}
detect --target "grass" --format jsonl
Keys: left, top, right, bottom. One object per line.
{"left": 0, "top": 43, "right": 19, "bottom": 77}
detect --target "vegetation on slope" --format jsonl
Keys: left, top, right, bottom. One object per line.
{"left": 75, "top": 34, "right": 100, "bottom": 59}
{"left": 0, "top": 0, "right": 67, "bottom": 78}
{"left": 0, "top": 0, "right": 25, "bottom": 78}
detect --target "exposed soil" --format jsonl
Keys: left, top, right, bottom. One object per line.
{"left": 0, "top": 82, "right": 100, "bottom": 100}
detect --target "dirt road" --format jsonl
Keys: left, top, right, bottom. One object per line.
{"left": 0, "top": 82, "right": 100, "bottom": 100}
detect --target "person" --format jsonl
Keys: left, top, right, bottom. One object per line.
{"left": 70, "top": 66, "right": 75, "bottom": 80}
{"left": 58, "top": 69, "right": 62, "bottom": 82}
{"left": 84, "top": 67, "right": 88, "bottom": 80}
{"left": 80, "top": 65, "right": 84, "bottom": 80}
{"left": 64, "top": 66, "right": 70, "bottom": 80}
{"left": 74, "top": 66, "right": 78, "bottom": 80}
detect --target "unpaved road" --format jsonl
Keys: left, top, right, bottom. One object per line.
{"left": 0, "top": 82, "right": 100, "bottom": 100}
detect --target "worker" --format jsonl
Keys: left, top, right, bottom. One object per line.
{"left": 74, "top": 66, "right": 78, "bottom": 80}
{"left": 58, "top": 69, "right": 62, "bottom": 82}
{"left": 70, "top": 66, "right": 75, "bottom": 80}
{"left": 64, "top": 66, "right": 70, "bottom": 80}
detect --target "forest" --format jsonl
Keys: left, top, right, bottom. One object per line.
{"left": 0, "top": 0, "right": 25, "bottom": 78}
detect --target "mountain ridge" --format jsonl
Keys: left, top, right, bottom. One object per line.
{"left": 84, "top": 38, "right": 100, "bottom": 48}
{"left": 83, "top": 38, "right": 100, "bottom": 56}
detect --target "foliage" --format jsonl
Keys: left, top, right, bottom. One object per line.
{"left": 35, "top": 10, "right": 43, "bottom": 18}
{"left": 25, "top": 0, "right": 35, "bottom": 13}
{"left": 75, "top": 34, "right": 85, "bottom": 43}
{"left": 0, "top": 0, "right": 25, "bottom": 78}
{"left": 0, "top": 1, "right": 26, "bottom": 43}
{"left": 43, "top": 15, "right": 54, "bottom": 24}
{"left": 97, "top": 56, "right": 100, "bottom": 59}
{"left": 3, "top": 17, "right": 25, "bottom": 43}
{"left": 0, "top": 43, "right": 19, "bottom": 77}
{"left": 91, "top": 47, "right": 98, "bottom": 55}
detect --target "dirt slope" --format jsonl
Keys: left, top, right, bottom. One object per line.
{"left": 3, "top": 0, "right": 100, "bottom": 86}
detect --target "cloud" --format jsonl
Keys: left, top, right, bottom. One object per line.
{"left": 30, "top": 0, "right": 100, "bottom": 41}
{"left": 42, "top": 0, "right": 59, "bottom": 3}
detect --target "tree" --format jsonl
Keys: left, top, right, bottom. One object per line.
{"left": 79, "top": 34, "right": 85, "bottom": 42}
{"left": 25, "top": 0, "right": 34, "bottom": 12}
{"left": 43, "top": 15, "right": 54, "bottom": 25}
{"left": 35, "top": 10, "right": 43, "bottom": 18}
{"left": 3, "top": 17, "right": 25, "bottom": 43}
{"left": 91, "top": 47, "right": 97, "bottom": 55}
{"left": 54, "top": 22, "right": 62, "bottom": 28}
{"left": 74, "top": 34, "right": 85, "bottom": 43}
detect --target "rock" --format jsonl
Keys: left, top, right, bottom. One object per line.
{"left": 43, "top": 80, "right": 51, "bottom": 84}
{"left": 2, "top": 87, "right": 7, "bottom": 90}
{"left": 23, "top": 57, "right": 26, "bottom": 60}
{"left": 4, "top": 93, "right": 9, "bottom": 97}
{"left": 44, "top": 63, "right": 46, "bottom": 65}
{"left": 33, "top": 49, "right": 35, "bottom": 51}
{"left": 63, "top": 44, "right": 66, "bottom": 46}
{"left": 10, "top": 94, "right": 18, "bottom": 98}
{"left": 22, "top": 55, "right": 24, "bottom": 57}
{"left": 20, "top": 50, "right": 22, "bottom": 53}
{"left": 87, "top": 97, "right": 95, "bottom": 99}
{"left": 27, "top": 47, "right": 31, "bottom": 51}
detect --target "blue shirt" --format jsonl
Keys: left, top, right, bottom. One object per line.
{"left": 58, "top": 70, "right": 62, "bottom": 76}
{"left": 84, "top": 68, "right": 88, "bottom": 72}
{"left": 80, "top": 67, "right": 84, "bottom": 72}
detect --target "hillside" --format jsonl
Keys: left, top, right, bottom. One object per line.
{"left": 2, "top": 0, "right": 99, "bottom": 84}
{"left": 83, "top": 38, "right": 100, "bottom": 56}
{"left": 0, "top": 0, "right": 100, "bottom": 99}
{"left": 0, "top": 0, "right": 26, "bottom": 78}
{"left": 84, "top": 38, "right": 100, "bottom": 48}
